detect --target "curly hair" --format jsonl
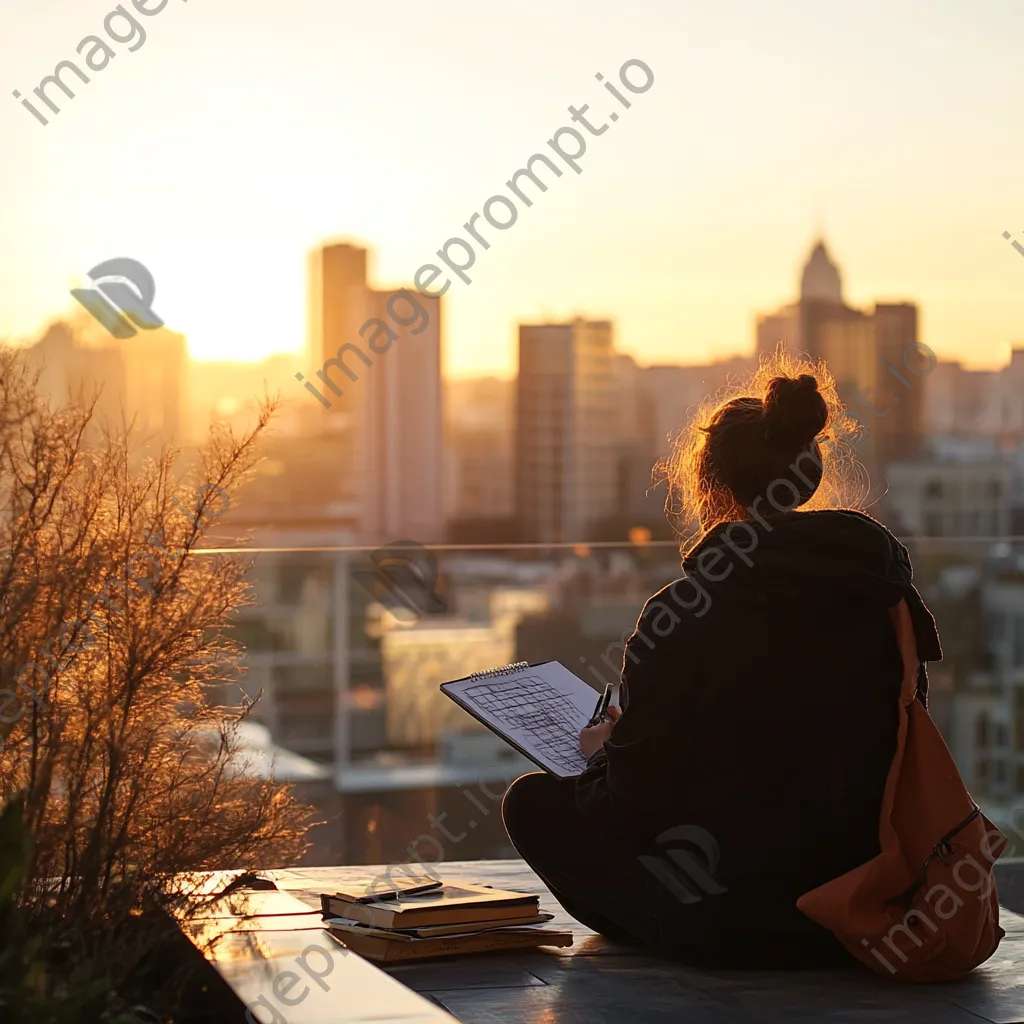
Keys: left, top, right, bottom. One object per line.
{"left": 657, "top": 347, "right": 868, "bottom": 555}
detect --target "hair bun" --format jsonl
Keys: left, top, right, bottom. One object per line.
{"left": 762, "top": 374, "right": 828, "bottom": 447}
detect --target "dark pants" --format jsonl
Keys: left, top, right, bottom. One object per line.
{"left": 502, "top": 771, "right": 675, "bottom": 947}
{"left": 501, "top": 772, "right": 851, "bottom": 969}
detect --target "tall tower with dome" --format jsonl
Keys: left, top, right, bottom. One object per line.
{"left": 800, "top": 239, "right": 844, "bottom": 305}
{"left": 755, "top": 238, "right": 848, "bottom": 361}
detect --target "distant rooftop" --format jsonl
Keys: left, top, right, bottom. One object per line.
{"left": 197, "top": 721, "right": 331, "bottom": 783}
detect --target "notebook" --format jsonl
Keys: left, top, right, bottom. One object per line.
{"left": 440, "top": 661, "right": 607, "bottom": 778}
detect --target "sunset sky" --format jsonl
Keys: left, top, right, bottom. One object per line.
{"left": 1, "top": 0, "right": 1022, "bottom": 378}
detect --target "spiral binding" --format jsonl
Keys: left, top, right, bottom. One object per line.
{"left": 468, "top": 661, "right": 530, "bottom": 680}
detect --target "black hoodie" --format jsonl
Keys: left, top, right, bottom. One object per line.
{"left": 575, "top": 510, "right": 942, "bottom": 950}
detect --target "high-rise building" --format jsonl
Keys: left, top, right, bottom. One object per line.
{"left": 515, "top": 319, "right": 617, "bottom": 543}
{"left": 122, "top": 327, "right": 186, "bottom": 449}
{"left": 642, "top": 357, "right": 758, "bottom": 459}
{"left": 26, "top": 320, "right": 185, "bottom": 456}
{"left": 926, "top": 351, "right": 1024, "bottom": 447}
{"left": 756, "top": 305, "right": 800, "bottom": 361}
{"left": 885, "top": 456, "right": 1012, "bottom": 539}
{"left": 609, "top": 354, "right": 661, "bottom": 529}
{"left": 381, "top": 619, "right": 512, "bottom": 748}
{"left": 308, "top": 244, "right": 369, "bottom": 383}
{"left": 813, "top": 304, "right": 881, "bottom": 468}
{"left": 28, "top": 321, "right": 125, "bottom": 431}
{"left": 926, "top": 361, "right": 997, "bottom": 436}
{"left": 800, "top": 241, "right": 844, "bottom": 303}
{"left": 306, "top": 243, "right": 444, "bottom": 544}
{"left": 756, "top": 240, "right": 844, "bottom": 362}
{"left": 796, "top": 240, "right": 856, "bottom": 364}
{"left": 445, "top": 377, "right": 515, "bottom": 532}
{"left": 360, "top": 287, "right": 444, "bottom": 543}
{"left": 945, "top": 555, "right": 1024, "bottom": 809}
{"left": 978, "top": 350, "right": 1024, "bottom": 444}
{"left": 873, "top": 302, "right": 925, "bottom": 465}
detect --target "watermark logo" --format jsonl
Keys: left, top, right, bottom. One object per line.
{"left": 71, "top": 257, "right": 164, "bottom": 339}
{"left": 1003, "top": 229, "right": 1024, "bottom": 261}
{"left": 352, "top": 540, "right": 445, "bottom": 623}
{"left": 638, "top": 825, "right": 728, "bottom": 905}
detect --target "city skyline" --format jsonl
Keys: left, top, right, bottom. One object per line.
{"left": 17, "top": 235, "right": 1024, "bottom": 393}
{"left": 7, "top": 224, "right": 1024, "bottom": 383}
{"left": 1, "top": 0, "right": 1022, "bottom": 377}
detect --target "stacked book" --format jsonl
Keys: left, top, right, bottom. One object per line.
{"left": 320, "top": 879, "right": 573, "bottom": 963}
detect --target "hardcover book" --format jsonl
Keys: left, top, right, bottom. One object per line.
{"left": 326, "top": 920, "right": 572, "bottom": 963}
{"left": 319, "top": 881, "right": 539, "bottom": 930}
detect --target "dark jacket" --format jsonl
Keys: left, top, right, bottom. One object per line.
{"left": 576, "top": 509, "right": 942, "bottom": 949}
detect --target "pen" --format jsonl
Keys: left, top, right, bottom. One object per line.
{"left": 587, "top": 683, "right": 613, "bottom": 727}
{"left": 351, "top": 880, "right": 443, "bottom": 904}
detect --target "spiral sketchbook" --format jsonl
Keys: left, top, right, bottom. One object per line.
{"left": 439, "top": 661, "right": 604, "bottom": 778}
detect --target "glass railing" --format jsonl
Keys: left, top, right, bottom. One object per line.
{"left": 192, "top": 536, "right": 1024, "bottom": 866}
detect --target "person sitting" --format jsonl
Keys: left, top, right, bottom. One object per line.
{"left": 501, "top": 356, "right": 941, "bottom": 968}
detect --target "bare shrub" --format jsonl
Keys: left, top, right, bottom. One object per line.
{"left": 0, "top": 346, "right": 311, "bottom": 1017}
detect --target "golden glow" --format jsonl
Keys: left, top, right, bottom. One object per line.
{"left": 1, "top": 3, "right": 1022, "bottom": 374}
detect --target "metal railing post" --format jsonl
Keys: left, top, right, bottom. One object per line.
{"left": 332, "top": 551, "right": 351, "bottom": 771}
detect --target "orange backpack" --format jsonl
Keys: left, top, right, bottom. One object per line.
{"left": 797, "top": 598, "right": 1007, "bottom": 982}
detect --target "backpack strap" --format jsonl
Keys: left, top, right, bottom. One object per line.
{"left": 872, "top": 598, "right": 924, "bottom": 858}
{"left": 888, "top": 598, "right": 921, "bottom": 708}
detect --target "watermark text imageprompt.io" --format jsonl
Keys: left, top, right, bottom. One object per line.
{"left": 1003, "top": 228, "right": 1024, "bottom": 261}
{"left": 244, "top": 940, "right": 345, "bottom": 1024}
{"left": 298, "top": 57, "right": 654, "bottom": 409}
{"left": 245, "top": 774, "right": 515, "bottom": 1023}
{"left": 423, "top": 58, "right": 654, "bottom": 295}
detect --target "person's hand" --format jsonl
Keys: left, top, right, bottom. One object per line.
{"left": 579, "top": 705, "right": 622, "bottom": 759}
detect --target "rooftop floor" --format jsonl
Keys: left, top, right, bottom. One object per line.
{"left": 186, "top": 859, "right": 1024, "bottom": 1024}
